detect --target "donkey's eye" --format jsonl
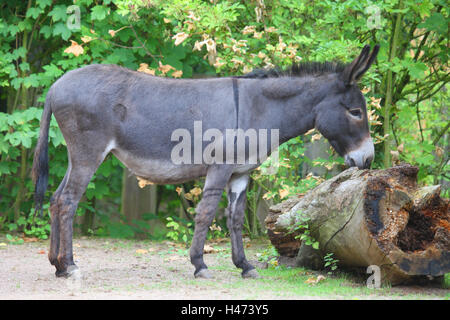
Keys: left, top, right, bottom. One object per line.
{"left": 349, "top": 109, "right": 362, "bottom": 118}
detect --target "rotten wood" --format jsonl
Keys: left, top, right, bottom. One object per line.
{"left": 265, "top": 164, "right": 449, "bottom": 285}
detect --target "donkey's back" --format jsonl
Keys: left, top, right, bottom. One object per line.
{"left": 47, "top": 64, "right": 241, "bottom": 182}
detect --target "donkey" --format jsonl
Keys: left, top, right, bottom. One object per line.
{"left": 32, "top": 45, "right": 379, "bottom": 279}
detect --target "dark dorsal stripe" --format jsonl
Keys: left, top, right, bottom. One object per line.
{"left": 232, "top": 77, "right": 239, "bottom": 129}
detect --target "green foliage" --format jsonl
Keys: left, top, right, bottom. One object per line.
{"left": 256, "top": 244, "right": 280, "bottom": 268}
{"left": 165, "top": 216, "right": 193, "bottom": 243}
{"left": 291, "top": 211, "right": 320, "bottom": 250}
{"left": 324, "top": 252, "right": 339, "bottom": 275}
{"left": 0, "top": 0, "right": 448, "bottom": 242}
{"left": 5, "top": 233, "right": 24, "bottom": 245}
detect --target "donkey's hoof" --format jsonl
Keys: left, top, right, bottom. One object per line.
{"left": 194, "top": 269, "right": 213, "bottom": 279}
{"left": 67, "top": 265, "right": 82, "bottom": 279}
{"left": 55, "top": 265, "right": 82, "bottom": 279}
{"left": 242, "top": 268, "right": 260, "bottom": 279}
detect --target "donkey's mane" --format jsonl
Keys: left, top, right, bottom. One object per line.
{"left": 239, "top": 61, "right": 347, "bottom": 79}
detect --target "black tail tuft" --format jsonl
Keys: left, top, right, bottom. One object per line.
{"left": 32, "top": 92, "right": 52, "bottom": 217}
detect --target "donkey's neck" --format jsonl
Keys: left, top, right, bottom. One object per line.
{"left": 273, "top": 75, "right": 336, "bottom": 144}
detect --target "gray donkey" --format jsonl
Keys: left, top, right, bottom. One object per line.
{"left": 32, "top": 45, "right": 379, "bottom": 279}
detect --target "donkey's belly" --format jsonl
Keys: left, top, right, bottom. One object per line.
{"left": 111, "top": 147, "right": 208, "bottom": 184}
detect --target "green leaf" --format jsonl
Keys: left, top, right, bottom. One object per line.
{"left": 91, "top": 5, "right": 108, "bottom": 21}
{"left": 52, "top": 23, "right": 71, "bottom": 41}
{"left": 18, "top": 20, "right": 32, "bottom": 32}
{"left": 48, "top": 5, "right": 68, "bottom": 22}
{"left": 7, "top": 25, "right": 19, "bottom": 36}
{"left": 0, "top": 139, "right": 9, "bottom": 154}
{"left": 418, "top": 13, "right": 447, "bottom": 34}
{"left": 414, "top": 0, "right": 434, "bottom": 19}
{"left": 10, "top": 77, "right": 23, "bottom": 90}
{"left": 37, "top": 0, "right": 52, "bottom": 9}
{"left": 403, "top": 60, "right": 428, "bottom": 80}
{"left": 19, "top": 62, "right": 30, "bottom": 72}
{"left": 17, "top": 217, "right": 26, "bottom": 226}
{"left": 0, "top": 162, "right": 12, "bottom": 174}
{"left": 23, "top": 74, "right": 40, "bottom": 88}
{"left": 26, "top": 7, "right": 43, "bottom": 19}
{"left": 39, "top": 25, "right": 52, "bottom": 39}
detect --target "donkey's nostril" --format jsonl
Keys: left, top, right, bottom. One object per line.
{"left": 349, "top": 158, "right": 356, "bottom": 167}
{"left": 364, "top": 157, "right": 372, "bottom": 169}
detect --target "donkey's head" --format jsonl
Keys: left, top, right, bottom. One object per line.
{"left": 314, "top": 45, "right": 379, "bottom": 169}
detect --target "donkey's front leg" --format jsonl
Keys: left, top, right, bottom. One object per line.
{"left": 226, "top": 174, "right": 259, "bottom": 278}
{"left": 190, "top": 165, "right": 233, "bottom": 279}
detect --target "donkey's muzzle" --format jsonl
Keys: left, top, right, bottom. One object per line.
{"left": 344, "top": 137, "right": 374, "bottom": 169}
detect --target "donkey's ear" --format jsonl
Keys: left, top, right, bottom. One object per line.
{"left": 341, "top": 45, "right": 380, "bottom": 85}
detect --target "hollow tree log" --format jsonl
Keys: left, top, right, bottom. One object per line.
{"left": 265, "top": 164, "right": 449, "bottom": 285}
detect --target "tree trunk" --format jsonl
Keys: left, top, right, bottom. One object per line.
{"left": 265, "top": 164, "right": 449, "bottom": 285}
{"left": 121, "top": 168, "right": 165, "bottom": 237}
{"left": 383, "top": 0, "right": 404, "bottom": 168}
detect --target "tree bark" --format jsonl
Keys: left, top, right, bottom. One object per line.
{"left": 265, "top": 164, "right": 449, "bottom": 285}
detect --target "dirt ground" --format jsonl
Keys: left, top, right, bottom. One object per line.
{"left": 0, "top": 236, "right": 448, "bottom": 300}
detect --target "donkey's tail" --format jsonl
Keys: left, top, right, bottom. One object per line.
{"left": 32, "top": 90, "right": 53, "bottom": 217}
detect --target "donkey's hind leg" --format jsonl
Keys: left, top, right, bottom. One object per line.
{"left": 52, "top": 140, "right": 111, "bottom": 278}
{"left": 48, "top": 170, "right": 69, "bottom": 268}
{"left": 53, "top": 161, "right": 101, "bottom": 278}
{"left": 226, "top": 174, "right": 259, "bottom": 278}
{"left": 190, "top": 165, "right": 233, "bottom": 279}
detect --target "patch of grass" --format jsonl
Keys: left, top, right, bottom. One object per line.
{"left": 444, "top": 273, "right": 450, "bottom": 289}
{"left": 210, "top": 265, "right": 445, "bottom": 299}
